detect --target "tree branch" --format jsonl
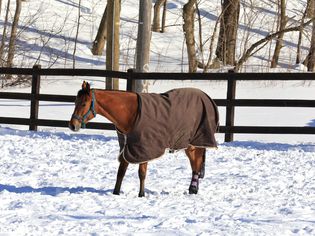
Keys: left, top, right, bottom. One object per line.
{"left": 235, "top": 18, "right": 314, "bottom": 71}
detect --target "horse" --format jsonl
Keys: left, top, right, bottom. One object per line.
{"left": 69, "top": 81, "right": 219, "bottom": 197}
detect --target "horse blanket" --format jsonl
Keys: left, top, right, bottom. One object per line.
{"left": 117, "top": 88, "right": 219, "bottom": 164}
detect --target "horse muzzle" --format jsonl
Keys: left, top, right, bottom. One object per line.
{"left": 69, "top": 122, "right": 81, "bottom": 132}
{"left": 69, "top": 114, "right": 83, "bottom": 131}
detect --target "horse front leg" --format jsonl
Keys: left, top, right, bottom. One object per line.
{"left": 113, "top": 158, "right": 129, "bottom": 195}
{"left": 138, "top": 162, "right": 148, "bottom": 197}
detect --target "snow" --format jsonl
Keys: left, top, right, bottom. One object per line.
{"left": 0, "top": 128, "right": 314, "bottom": 235}
{"left": 0, "top": 0, "right": 315, "bottom": 235}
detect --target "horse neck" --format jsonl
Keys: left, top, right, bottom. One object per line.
{"left": 93, "top": 89, "right": 138, "bottom": 134}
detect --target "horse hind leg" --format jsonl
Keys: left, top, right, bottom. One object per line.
{"left": 185, "top": 146, "right": 205, "bottom": 194}
{"left": 199, "top": 149, "right": 206, "bottom": 179}
{"left": 138, "top": 162, "right": 148, "bottom": 197}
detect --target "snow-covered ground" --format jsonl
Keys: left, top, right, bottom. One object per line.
{"left": 0, "top": 78, "right": 315, "bottom": 234}
{"left": 1, "top": 0, "right": 315, "bottom": 235}
{"left": 1, "top": 128, "right": 315, "bottom": 235}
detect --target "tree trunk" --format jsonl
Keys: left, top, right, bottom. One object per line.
{"left": 307, "top": 9, "right": 315, "bottom": 71}
{"left": 134, "top": 0, "right": 152, "bottom": 93}
{"left": 7, "top": 0, "right": 22, "bottom": 68}
{"left": 0, "top": 0, "right": 10, "bottom": 64}
{"left": 183, "top": 0, "right": 197, "bottom": 72}
{"left": 271, "top": 0, "right": 287, "bottom": 68}
{"left": 161, "top": 0, "right": 167, "bottom": 32}
{"left": 303, "top": 0, "right": 315, "bottom": 70}
{"left": 106, "top": 0, "right": 120, "bottom": 90}
{"left": 296, "top": 7, "right": 308, "bottom": 64}
{"left": 306, "top": 0, "right": 315, "bottom": 18}
{"left": 91, "top": 6, "right": 108, "bottom": 55}
{"left": 216, "top": 0, "right": 240, "bottom": 66}
{"left": 73, "top": 0, "right": 81, "bottom": 69}
{"left": 152, "top": 0, "right": 166, "bottom": 32}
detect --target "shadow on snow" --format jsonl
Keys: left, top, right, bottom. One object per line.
{"left": 0, "top": 184, "right": 112, "bottom": 196}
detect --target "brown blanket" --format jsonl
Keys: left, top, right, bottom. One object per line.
{"left": 117, "top": 88, "right": 219, "bottom": 164}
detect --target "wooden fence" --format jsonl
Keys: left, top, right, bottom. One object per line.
{"left": 0, "top": 65, "right": 315, "bottom": 142}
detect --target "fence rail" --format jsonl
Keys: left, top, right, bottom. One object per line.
{"left": 0, "top": 65, "right": 315, "bottom": 142}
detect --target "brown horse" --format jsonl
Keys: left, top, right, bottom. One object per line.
{"left": 69, "top": 81, "right": 219, "bottom": 197}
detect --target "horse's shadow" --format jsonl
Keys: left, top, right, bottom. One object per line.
{"left": 307, "top": 119, "right": 315, "bottom": 127}
{"left": 0, "top": 184, "right": 112, "bottom": 196}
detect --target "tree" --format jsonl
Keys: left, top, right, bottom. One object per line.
{"left": 235, "top": 18, "right": 314, "bottom": 71}
{"left": 73, "top": 0, "right": 82, "bottom": 69}
{"left": 296, "top": 5, "right": 308, "bottom": 64}
{"left": 0, "top": 0, "right": 10, "bottom": 65}
{"left": 7, "top": 0, "right": 22, "bottom": 68}
{"left": 306, "top": 0, "right": 315, "bottom": 18}
{"left": 306, "top": 3, "right": 315, "bottom": 71}
{"left": 152, "top": 0, "right": 167, "bottom": 32}
{"left": 303, "top": 0, "right": 315, "bottom": 71}
{"left": 134, "top": 0, "right": 152, "bottom": 93}
{"left": 106, "top": 0, "right": 120, "bottom": 90}
{"left": 216, "top": 0, "right": 240, "bottom": 66}
{"left": 183, "top": 0, "right": 197, "bottom": 72}
{"left": 271, "top": 0, "right": 287, "bottom": 68}
{"left": 91, "top": 6, "right": 108, "bottom": 55}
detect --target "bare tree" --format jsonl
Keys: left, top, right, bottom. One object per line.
{"left": 161, "top": 0, "right": 167, "bottom": 33}
{"left": 73, "top": 0, "right": 82, "bottom": 69}
{"left": 296, "top": 6, "right": 308, "bottom": 64}
{"left": 134, "top": 0, "right": 152, "bottom": 93}
{"left": 306, "top": 1, "right": 315, "bottom": 71}
{"left": 106, "top": 0, "right": 120, "bottom": 90}
{"left": 153, "top": 0, "right": 166, "bottom": 32}
{"left": 0, "top": 0, "right": 10, "bottom": 65}
{"left": 216, "top": 0, "right": 240, "bottom": 66}
{"left": 91, "top": 6, "right": 107, "bottom": 55}
{"left": 183, "top": 0, "right": 197, "bottom": 72}
{"left": 306, "top": 0, "right": 315, "bottom": 18}
{"left": 235, "top": 18, "right": 314, "bottom": 71}
{"left": 271, "top": 0, "right": 287, "bottom": 68}
{"left": 7, "top": 0, "right": 22, "bottom": 68}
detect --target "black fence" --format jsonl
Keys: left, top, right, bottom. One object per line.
{"left": 0, "top": 65, "right": 315, "bottom": 142}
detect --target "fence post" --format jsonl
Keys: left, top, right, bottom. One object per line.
{"left": 126, "top": 68, "right": 135, "bottom": 92}
{"left": 29, "top": 64, "right": 41, "bottom": 131}
{"left": 225, "top": 69, "right": 236, "bottom": 142}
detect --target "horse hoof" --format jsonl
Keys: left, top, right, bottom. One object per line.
{"left": 189, "top": 185, "right": 198, "bottom": 194}
{"left": 138, "top": 192, "right": 145, "bottom": 197}
{"left": 113, "top": 190, "right": 120, "bottom": 195}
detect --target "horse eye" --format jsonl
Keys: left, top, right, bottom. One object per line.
{"left": 82, "top": 103, "right": 86, "bottom": 107}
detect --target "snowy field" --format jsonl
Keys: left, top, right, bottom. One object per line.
{"left": 1, "top": 0, "right": 315, "bottom": 235}
{"left": 0, "top": 128, "right": 315, "bottom": 235}
{"left": 0, "top": 79, "right": 315, "bottom": 235}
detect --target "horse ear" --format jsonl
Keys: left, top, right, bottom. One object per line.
{"left": 82, "top": 81, "right": 90, "bottom": 94}
{"left": 82, "top": 81, "right": 87, "bottom": 90}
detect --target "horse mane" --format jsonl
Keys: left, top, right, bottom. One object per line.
{"left": 77, "top": 88, "right": 136, "bottom": 99}
{"left": 77, "top": 89, "right": 89, "bottom": 97}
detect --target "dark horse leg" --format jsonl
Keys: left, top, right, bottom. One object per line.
{"left": 185, "top": 146, "right": 205, "bottom": 194}
{"left": 113, "top": 158, "right": 129, "bottom": 195}
{"left": 138, "top": 162, "right": 148, "bottom": 197}
{"left": 199, "top": 149, "right": 206, "bottom": 179}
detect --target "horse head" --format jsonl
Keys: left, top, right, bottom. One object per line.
{"left": 69, "top": 81, "right": 96, "bottom": 131}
